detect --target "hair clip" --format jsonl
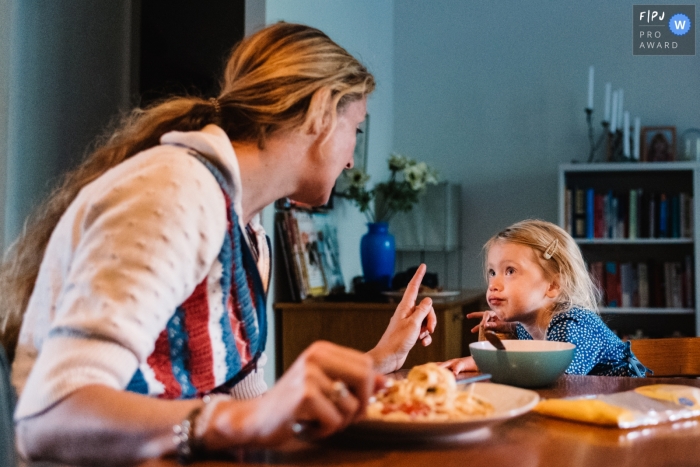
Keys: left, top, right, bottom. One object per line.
{"left": 543, "top": 238, "right": 558, "bottom": 260}
{"left": 209, "top": 97, "right": 221, "bottom": 115}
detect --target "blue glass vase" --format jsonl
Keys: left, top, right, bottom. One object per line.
{"left": 360, "top": 222, "right": 395, "bottom": 289}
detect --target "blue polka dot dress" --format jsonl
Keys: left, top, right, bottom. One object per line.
{"left": 515, "top": 307, "right": 649, "bottom": 377}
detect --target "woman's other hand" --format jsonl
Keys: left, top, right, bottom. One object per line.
{"left": 203, "top": 341, "right": 381, "bottom": 448}
{"left": 367, "top": 264, "right": 437, "bottom": 374}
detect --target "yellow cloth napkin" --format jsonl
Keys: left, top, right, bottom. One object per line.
{"left": 534, "top": 398, "right": 633, "bottom": 426}
{"left": 533, "top": 384, "right": 700, "bottom": 428}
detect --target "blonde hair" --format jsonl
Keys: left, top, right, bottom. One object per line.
{"left": 483, "top": 219, "right": 601, "bottom": 314}
{"left": 0, "top": 22, "right": 375, "bottom": 359}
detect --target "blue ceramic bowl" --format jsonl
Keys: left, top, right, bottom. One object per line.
{"left": 470, "top": 340, "right": 575, "bottom": 388}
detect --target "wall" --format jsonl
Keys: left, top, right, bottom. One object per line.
{"left": 0, "top": 0, "right": 10, "bottom": 251}
{"left": 5, "top": 1, "right": 133, "bottom": 244}
{"left": 393, "top": 1, "right": 700, "bottom": 289}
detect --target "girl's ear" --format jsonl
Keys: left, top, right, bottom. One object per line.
{"left": 545, "top": 274, "right": 561, "bottom": 299}
{"left": 303, "top": 87, "right": 333, "bottom": 136}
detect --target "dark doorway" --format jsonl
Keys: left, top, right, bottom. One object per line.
{"left": 137, "top": 0, "right": 245, "bottom": 106}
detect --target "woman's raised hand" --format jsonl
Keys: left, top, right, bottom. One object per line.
{"left": 202, "top": 341, "right": 382, "bottom": 448}
{"left": 367, "top": 264, "right": 437, "bottom": 374}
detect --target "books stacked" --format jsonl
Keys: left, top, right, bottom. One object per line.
{"left": 275, "top": 209, "right": 345, "bottom": 302}
{"left": 589, "top": 257, "right": 694, "bottom": 309}
{"left": 565, "top": 188, "right": 693, "bottom": 239}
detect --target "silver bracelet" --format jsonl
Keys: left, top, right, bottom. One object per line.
{"left": 173, "top": 405, "right": 203, "bottom": 464}
{"left": 173, "top": 394, "right": 231, "bottom": 464}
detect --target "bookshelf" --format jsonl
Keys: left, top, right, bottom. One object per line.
{"left": 558, "top": 162, "right": 700, "bottom": 338}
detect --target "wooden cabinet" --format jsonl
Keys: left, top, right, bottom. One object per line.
{"left": 274, "top": 291, "right": 486, "bottom": 377}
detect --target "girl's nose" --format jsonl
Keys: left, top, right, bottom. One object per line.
{"left": 489, "top": 277, "right": 502, "bottom": 291}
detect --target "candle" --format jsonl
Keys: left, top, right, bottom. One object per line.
{"left": 623, "top": 111, "right": 630, "bottom": 157}
{"left": 610, "top": 91, "right": 618, "bottom": 133}
{"left": 617, "top": 88, "right": 624, "bottom": 129}
{"left": 633, "top": 117, "right": 641, "bottom": 160}
{"left": 587, "top": 66, "right": 595, "bottom": 110}
{"left": 603, "top": 83, "right": 612, "bottom": 122}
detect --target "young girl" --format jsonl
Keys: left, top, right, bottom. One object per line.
{"left": 442, "top": 219, "right": 648, "bottom": 377}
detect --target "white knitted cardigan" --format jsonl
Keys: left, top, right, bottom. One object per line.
{"left": 13, "top": 125, "right": 269, "bottom": 420}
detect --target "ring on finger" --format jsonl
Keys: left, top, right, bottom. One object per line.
{"left": 329, "top": 380, "right": 350, "bottom": 404}
{"left": 290, "top": 420, "right": 316, "bottom": 440}
{"left": 291, "top": 421, "right": 305, "bottom": 435}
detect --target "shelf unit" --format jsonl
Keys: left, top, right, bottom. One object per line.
{"left": 558, "top": 162, "right": 700, "bottom": 337}
{"left": 389, "top": 182, "right": 462, "bottom": 290}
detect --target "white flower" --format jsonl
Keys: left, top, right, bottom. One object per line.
{"left": 346, "top": 168, "right": 370, "bottom": 188}
{"left": 388, "top": 153, "right": 409, "bottom": 171}
{"left": 404, "top": 164, "right": 426, "bottom": 191}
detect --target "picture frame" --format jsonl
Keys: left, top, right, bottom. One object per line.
{"left": 641, "top": 126, "right": 676, "bottom": 162}
{"left": 312, "top": 212, "right": 345, "bottom": 294}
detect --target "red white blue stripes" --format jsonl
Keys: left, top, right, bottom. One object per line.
{"left": 126, "top": 154, "right": 266, "bottom": 398}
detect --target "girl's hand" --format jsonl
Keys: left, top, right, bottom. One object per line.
{"left": 367, "top": 264, "right": 437, "bottom": 374}
{"left": 467, "top": 310, "right": 517, "bottom": 335}
{"left": 438, "top": 356, "right": 478, "bottom": 374}
{"left": 203, "top": 341, "right": 382, "bottom": 448}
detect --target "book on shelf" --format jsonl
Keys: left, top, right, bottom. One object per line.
{"left": 649, "top": 260, "right": 664, "bottom": 308}
{"left": 585, "top": 188, "right": 594, "bottom": 239}
{"left": 659, "top": 193, "right": 669, "bottom": 238}
{"left": 565, "top": 186, "right": 693, "bottom": 240}
{"left": 564, "top": 189, "right": 572, "bottom": 235}
{"left": 628, "top": 189, "right": 638, "bottom": 240}
{"left": 648, "top": 193, "right": 656, "bottom": 239}
{"left": 274, "top": 213, "right": 300, "bottom": 302}
{"left": 640, "top": 189, "right": 648, "bottom": 237}
{"left": 637, "top": 262, "right": 649, "bottom": 308}
{"left": 684, "top": 255, "right": 694, "bottom": 308}
{"left": 574, "top": 188, "right": 586, "bottom": 238}
{"left": 590, "top": 261, "right": 605, "bottom": 293}
{"left": 671, "top": 195, "right": 680, "bottom": 238}
{"left": 618, "top": 191, "right": 628, "bottom": 238}
{"left": 284, "top": 210, "right": 310, "bottom": 299}
{"left": 590, "top": 257, "right": 694, "bottom": 309}
{"left": 593, "top": 193, "right": 604, "bottom": 238}
{"left": 604, "top": 262, "right": 621, "bottom": 307}
{"left": 620, "top": 262, "right": 634, "bottom": 308}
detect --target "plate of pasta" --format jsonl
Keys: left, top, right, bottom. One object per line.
{"left": 350, "top": 363, "right": 539, "bottom": 439}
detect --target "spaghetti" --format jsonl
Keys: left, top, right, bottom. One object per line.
{"left": 367, "top": 363, "right": 494, "bottom": 421}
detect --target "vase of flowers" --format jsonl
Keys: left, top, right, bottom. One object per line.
{"left": 336, "top": 153, "right": 439, "bottom": 288}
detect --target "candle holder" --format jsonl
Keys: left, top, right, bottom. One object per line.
{"left": 585, "top": 108, "right": 610, "bottom": 163}
{"left": 607, "top": 129, "right": 634, "bottom": 163}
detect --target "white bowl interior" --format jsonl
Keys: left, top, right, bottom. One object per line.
{"left": 470, "top": 340, "right": 575, "bottom": 352}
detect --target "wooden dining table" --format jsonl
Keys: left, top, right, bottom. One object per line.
{"left": 129, "top": 374, "right": 700, "bottom": 467}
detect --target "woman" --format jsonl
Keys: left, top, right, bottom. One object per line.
{"left": 0, "top": 23, "right": 436, "bottom": 464}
